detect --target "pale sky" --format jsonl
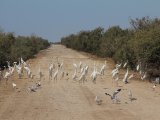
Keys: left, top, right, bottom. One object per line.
{"left": 0, "top": 0, "right": 160, "bottom": 42}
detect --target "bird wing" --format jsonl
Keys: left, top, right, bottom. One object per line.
{"left": 112, "top": 89, "right": 121, "bottom": 99}
{"left": 105, "top": 93, "right": 112, "bottom": 98}
{"left": 112, "top": 91, "right": 119, "bottom": 97}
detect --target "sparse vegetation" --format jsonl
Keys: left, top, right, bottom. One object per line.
{"left": 61, "top": 17, "right": 160, "bottom": 77}
{"left": 0, "top": 32, "right": 50, "bottom": 68}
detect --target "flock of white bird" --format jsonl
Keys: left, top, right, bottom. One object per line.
{"left": 0, "top": 58, "right": 42, "bottom": 92}
{"left": 0, "top": 57, "right": 159, "bottom": 105}
{"left": 96, "top": 61, "right": 159, "bottom": 105}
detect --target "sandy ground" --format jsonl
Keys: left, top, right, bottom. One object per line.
{"left": 0, "top": 45, "right": 160, "bottom": 120}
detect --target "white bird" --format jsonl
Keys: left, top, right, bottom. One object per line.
{"left": 115, "top": 77, "right": 119, "bottom": 82}
{"left": 59, "top": 61, "right": 64, "bottom": 70}
{"left": 90, "top": 62, "right": 96, "bottom": 77}
{"left": 9, "top": 67, "right": 15, "bottom": 75}
{"left": 79, "top": 70, "right": 86, "bottom": 84}
{"left": 20, "top": 57, "right": 27, "bottom": 67}
{"left": 38, "top": 67, "right": 43, "bottom": 81}
{"left": 123, "top": 68, "right": 129, "bottom": 84}
{"left": 80, "top": 67, "right": 84, "bottom": 73}
{"left": 128, "top": 74, "right": 133, "bottom": 79}
{"left": 23, "top": 61, "right": 28, "bottom": 67}
{"left": 25, "top": 66, "right": 32, "bottom": 79}
{"left": 136, "top": 64, "right": 140, "bottom": 71}
{"left": 6, "top": 61, "right": 11, "bottom": 70}
{"left": 12, "top": 83, "right": 17, "bottom": 89}
{"left": 95, "top": 96, "right": 102, "bottom": 105}
{"left": 6, "top": 61, "right": 15, "bottom": 75}
{"left": 4, "top": 71, "right": 11, "bottom": 84}
{"left": 4, "top": 71, "right": 11, "bottom": 79}
{"left": 84, "top": 66, "right": 89, "bottom": 75}
{"left": 128, "top": 90, "right": 137, "bottom": 102}
{"left": 17, "top": 68, "right": 22, "bottom": 79}
{"left": 15, "top": 63, "right": 23, "bottom": 79}
{"left": 49, "top": 63, "right": 54, "bottom": 80}
{"left": 72, "top": 69, "right": 77, "bottom": 80}
{"left": 116, "top": 63, "right": 122, "bottom": 69}
{"left": 28, "top": 70, "right": 32, "bottom": 79}
{"left": 73, "top": 63, "right": 77, "bottom": 68}
{"left": 123, "top": 61, "right": 128, "bottom": 68}
{"left": 112, "top": 69, "right": 119, "bottom": 78}
{"left": 91, "top": 67, "right": 99, "bottom": 84}
{"left": 100, "top": 60, "right": 107, "bottom": 75}
{"left": 91, "top": 72, "right": 97, "bottom": 83}
{"left": 79, "top": 61, "right": 82, "bottom": 69}
{"left": 30, "top": 74, "right": 35, "bottom": 79}
{"left": 24, "top": 66, "right": 31, "bottom": 77}
{"left": 152, "top": 84, "right": 156, "bottom": 91}
{"left": 139, "top": 70, "right": 142, "bottom": 75}
{"left": 141, "top": 72, "right": 147, "bottom": 80}
{"left": 128, "top": 90, "right": 132, "bottom": 101}
{"left": 53, "top": 67, "right": 59, "bottom": 83}
{"left": 155, "top": 77, "right": 160, "bottom": 84}
{"left": 15, "top": 62, "right": 22, "bottom": 70}
{"left": 128, "top": 74, "right": 134, "bottom": 81}
{"left": 21, "top": 57, "right": 25, "bottom": 64}
{"left": 111, "top": 68, "right": 118, "bottom": 75}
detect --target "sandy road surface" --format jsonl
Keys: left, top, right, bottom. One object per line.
{"left": 0, "top": 45, "right": 160, "bottom": 120}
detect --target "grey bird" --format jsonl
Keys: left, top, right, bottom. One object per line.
{"left": 105, "top": 89, "right": 121, "bottom": 103}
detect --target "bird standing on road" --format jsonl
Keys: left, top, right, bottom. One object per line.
{"left": 128, "top": 90, "right": 133, "bottom": 101}
{"left": 95, "top": 96, "right": 102, "bottom": 105}
{"left": 12, "top": 82, "right": 16, "bottom": 90}
{"left": 152, "top": 84, "right": 156, "bottom": 91}
{"left": 53, "top": 67, "right": 59, "bottom": 83}
{"left": 123, "top": 68, "right": 129, "bottom": 84}
{"left": 100, "top": 60, "right": 107, "bottom": 75}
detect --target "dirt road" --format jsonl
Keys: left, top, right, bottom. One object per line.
{"left": 0, "top": 45, "right": 160, "bottom": 120}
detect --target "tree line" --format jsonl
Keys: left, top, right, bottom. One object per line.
{"left": 0, "top": 32, "right": 50, "bottom": 68}
{"left": 61, "top": 17, "right": 160, "bottom": 78}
